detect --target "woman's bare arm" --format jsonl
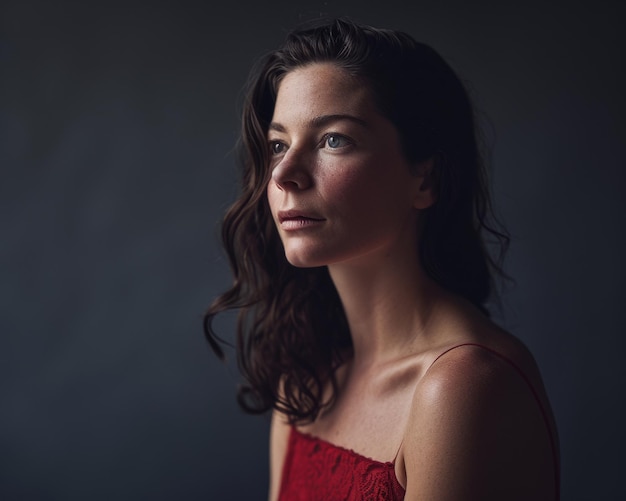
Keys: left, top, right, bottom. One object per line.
{"left": 268, "top": 409, "right": 291, "bottom": 501}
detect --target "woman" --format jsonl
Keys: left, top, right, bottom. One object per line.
{"left": 205, "top": 18, "right": 559, "bottom": 500}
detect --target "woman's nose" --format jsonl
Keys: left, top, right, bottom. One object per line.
{"left": 271, "top": 149, "right": 313, "bottom": 191}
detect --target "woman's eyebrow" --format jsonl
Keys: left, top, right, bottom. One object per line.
{"left": 268, "top": 114, "right": 369, "bottom": 132}
{"left": 310, "top": 114, "right": 368, "bottom": 128}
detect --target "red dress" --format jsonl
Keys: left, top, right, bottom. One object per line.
{"left": 278, "top": 426, "right": 405, "bottom": 501}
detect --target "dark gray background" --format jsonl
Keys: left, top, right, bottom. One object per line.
{"left": 1, "top": 0, "right": 624, "bottom": 499}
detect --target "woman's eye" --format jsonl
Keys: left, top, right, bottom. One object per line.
{"left": 324, "top": 134, "right": 350, "bottom": 149}
{"left": 270, "top": 141, "right": 286, "bottom": 155}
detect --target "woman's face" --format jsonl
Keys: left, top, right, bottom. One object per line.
{"left": 266, "top": 62, "right": 433, "bottom": 268}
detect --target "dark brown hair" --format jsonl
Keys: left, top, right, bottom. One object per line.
{"left": 204, "top": 18, "right": 509, "bottom": 424}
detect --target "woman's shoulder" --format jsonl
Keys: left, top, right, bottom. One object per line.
{"left": 414, "top": 299, "right": 558, "bottom": 454}
{"left": 409, "top": 310, "right": 545, "bottom": 418}
{"left": 398, "top": 315, "right": 559, "bottom": 499}
{"left": 426, "top": 330, "right": 543, "bottom": 392}
{"left": 414, "top": 335, "right": 543, "bottom": 419}
{"left": 422, "top": 293, "right": 546, "bottom": 396}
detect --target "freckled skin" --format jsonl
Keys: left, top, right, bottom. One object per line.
{"left": 267, "top": 63, "right": 428, "bottom": 268}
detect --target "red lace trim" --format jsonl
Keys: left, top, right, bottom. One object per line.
{"left": 278, "top": 426, "right": 405, "bottom": 501}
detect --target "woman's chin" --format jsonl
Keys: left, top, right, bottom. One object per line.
{"left": 285, "top": 254, "right": 324, "bottom": 268}
{"left": 283, "top": 247, "right": 331, "bottom": 268}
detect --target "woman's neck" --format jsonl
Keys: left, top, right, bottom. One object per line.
{"left": 328, "top": 237, "right": 444, "bottom": 370}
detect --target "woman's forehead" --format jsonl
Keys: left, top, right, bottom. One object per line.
{"left": 272, "top": 63, "right": 376, "bottom": 125}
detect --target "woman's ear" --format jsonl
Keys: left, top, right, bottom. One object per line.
{"left": 412, "top": 154, "right": 438, "bottom": 209}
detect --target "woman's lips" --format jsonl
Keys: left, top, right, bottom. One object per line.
{"left": 278, "top": 210, "right": 325, "bottom": 230}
